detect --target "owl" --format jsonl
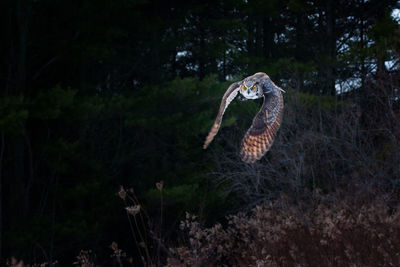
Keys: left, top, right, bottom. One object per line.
{"left": 203, "top": 72, "right": 284, "bottom": 163}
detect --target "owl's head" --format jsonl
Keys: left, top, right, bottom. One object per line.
{"left": 240, "top": 80, "right": 261, "bottom": 100}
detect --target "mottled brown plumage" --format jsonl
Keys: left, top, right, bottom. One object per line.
{"left": 240, "top": 88, "right": 284, "bottom": 162}
{"left": 203, "top": 72, "right": 284, "bottom": 163}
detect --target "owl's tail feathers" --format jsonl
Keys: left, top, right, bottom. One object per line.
{"left": 203, "top": 122, "right": 220, "bottom": 149}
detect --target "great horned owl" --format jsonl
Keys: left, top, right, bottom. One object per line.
{"left": 203, "top": 72, "right": 284, "bottom": 163}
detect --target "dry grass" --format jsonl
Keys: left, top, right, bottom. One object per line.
{"left": 167, "top": 190, "right": 400, "bottom": 266}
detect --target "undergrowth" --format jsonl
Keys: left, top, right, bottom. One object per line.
{"left": 167, "top": 189, "right": 400, "bottom": 266}
{"left": 7, "top": 184, "right": 400, "bottom": 266}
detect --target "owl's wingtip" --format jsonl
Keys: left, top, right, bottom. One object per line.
{"left": 203, "top": 139, "right": 211, "bottom": 149}
{"left": 240, "top": 154, "right": 260, "bottom": 164}
{"left": 240, "top": 150, "right": 260, "bottom": 163}
{"left": 241, "top": 158, "right": 256, "bottom": 164}
{"left": 278, "top": 87, "right": 286, "bottom": 93}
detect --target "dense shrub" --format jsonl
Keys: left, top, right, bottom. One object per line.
{"left": 167, "top": 191, "right": 400, "bottom": 266}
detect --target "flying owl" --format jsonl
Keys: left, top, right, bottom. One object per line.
{"left": 203, "top": 72, "right": 284, "bottom": 163}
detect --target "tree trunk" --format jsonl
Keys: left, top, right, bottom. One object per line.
{"left": 263, "top": 16, "right": 273, "bottom": 59}
{"left": 16, "top": 0, "right": 28, "bottom": 93}
{"left": 360, "top": 0, "right": 366, "bottom": 91}
{"left": 15, "top": 0, "right": 30, "bottom": 218}
{"left": 198, "top": 22, "right": 206, "bottom": 80}
{"left": 326, "top": 0, "right": 336, "bottom": 95}
{"left": 255, "top": 15, "right": 263, "bottom": 58}
{"left": 0, "top": 133, "right": 4, "bottom": 265}
{"left": 247, "top": 14, "right": 255, "bottom": 71}
{"left": 295, "top": 13, "right": 305, "bottom": 91}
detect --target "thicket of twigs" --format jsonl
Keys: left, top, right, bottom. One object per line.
{"left": 211, "top": 70, "right": 400, "bottom": 209}
{"left": 168, "top": 190, "right": 400, "bottom": 266}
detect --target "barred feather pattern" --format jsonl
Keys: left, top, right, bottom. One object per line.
{"left": 203, "top": 72, "right": 284, "bottom": 163}
{"left": 240, "top": 88, "right": 284, "bottom": 163}
{"left": 203, "top": 82, "right": 240, "bottom": 149}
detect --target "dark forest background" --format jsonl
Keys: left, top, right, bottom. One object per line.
{"left": 2, "top": 0, "right": 400, "bottom": 266}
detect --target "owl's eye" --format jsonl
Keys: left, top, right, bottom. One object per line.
{"left": 251, "top": 85, "right": 257, "bottom": 91}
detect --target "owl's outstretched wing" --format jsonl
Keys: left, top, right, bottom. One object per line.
{"left": 240, "top": 89, "right": 284, "bottom": 163}
{"left": 203, "top": 82, "right": 240, "bottom": 149}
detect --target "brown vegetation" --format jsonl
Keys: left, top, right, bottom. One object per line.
{"left": 167, "top": 190, "right": 400, "bottom": 266}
